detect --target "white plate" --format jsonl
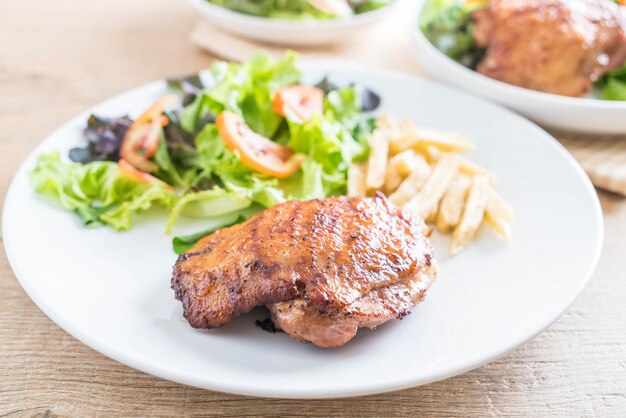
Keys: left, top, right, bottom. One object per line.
{"left": 187, "top": 0, "right": 400, "bottom": 46}
{"left": 3, "top": 63, "right": 603, "bottom": 399}
{"left": 410, "top": 3, "right": 626, "bottom": 135}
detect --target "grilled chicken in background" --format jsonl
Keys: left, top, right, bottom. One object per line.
{"left": 473, "top": 0, "right": 626, "bottom": 97}
{"left": 172, "top": 194, "right": 437, "bottom": 348}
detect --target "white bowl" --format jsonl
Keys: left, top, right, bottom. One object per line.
{"left": 188, "top": 0, "right": 400, "bottom": 46}
{"left": 410, "top": 4, "right": 626, "bottom": 135}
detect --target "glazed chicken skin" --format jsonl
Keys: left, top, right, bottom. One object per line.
{"left": 172, "top": 194, "right": 437, "bottom": 348}
{"left": 473, "top": 0, "right": 626, "bottom": 97}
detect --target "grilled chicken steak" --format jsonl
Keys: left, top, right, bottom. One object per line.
{"left": 473, "top": 0, "right": 626, "bottom": 97}
{"left": 172, "top": 194, "right": 437, "bottom": 347}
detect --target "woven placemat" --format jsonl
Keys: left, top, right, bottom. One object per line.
{"left": 552, "top": 131, "right": 626, "bottom": 196}
{"left": 189, "top": 3, "right": 626, "bottom": 196}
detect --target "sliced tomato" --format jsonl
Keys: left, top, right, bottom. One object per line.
{"left": 118, "top": 158, "right": 174, "bottom": 191}
{"left": 120, "top": 95, "right": 176, "bottom": 172}
{"left": 216, "top": 111, "right": 303, "bottom": 179}
{"left": 272, "top": 85, "right": 324, "bottom": 122}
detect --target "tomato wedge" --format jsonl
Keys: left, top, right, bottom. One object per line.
{"left": 272, "top": 85, "right": 324, "bottom": 122}
{"left": 216, "top": 111, "right": 303, "bottom": 179}
{"left": 120, "top": 95, "right": 177, "bottom": 172}
{"left": 118, "top": 158, "right": 174, "bottom": 191}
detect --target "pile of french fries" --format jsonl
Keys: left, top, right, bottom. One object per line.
{"left": 348, "top": 115, "right": 513, "bottom": 255}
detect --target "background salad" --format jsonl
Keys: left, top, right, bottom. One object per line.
{"left": 30, "top": 52, "right": 380, "bottom": 250}
{"left": 207, "top": 0, "right": 393, "bottom": 19}
{"left": 419, "top": 0, "right": 626, "bottom": 100}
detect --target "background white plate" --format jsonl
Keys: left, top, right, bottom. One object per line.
{"left": 187, "top": 0, "right": 400, "bottom": 46}
{"left": 3, "top": 64, "right": 602, "bottom": 399}
{"left": 410, "top": 3, "right": 626, "bottom": 135}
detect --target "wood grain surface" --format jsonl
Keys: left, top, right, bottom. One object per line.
{"left": 1, "top": 0, "right": 625, "bottom": 416}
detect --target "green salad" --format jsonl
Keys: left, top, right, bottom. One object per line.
{"left": 30, "top": 52, "right": 381, "bottom": 252}
{"left": 419, "top": 0, "right": 626, "bottom": 100}
{"left": 207, "top": 0, "right": 392, "bottom": 19}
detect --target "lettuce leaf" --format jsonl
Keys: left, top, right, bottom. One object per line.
{"left": 353, "top": 0, "right": 392, "bottom": 14}
{"left": 207, "top": 0, "right": 335, "bottom": 19}
{"left": 420, "top": 0, "right": 487, "bottom": 67}
{"left": 598, "top": 63, "right": 626, "bottom": 101}
{"left": 170, "top": 53, "right": 376, "bottom": 213}
{"left": 287, "top": 113, "right": 368, "bottom": 196}
{"left": 165, "top": 187, "right": 251, "bottom": 233}
{"left": 185, "top": 62, "right": 373, "bottom": 207}
{"left": 206, "top": 0, "right": 391, "bottom": 19}
{"left": 99, "top": 185, "right": 176, "bottom": 231}
{"left": 68, "top": 114, "right": 131, "bottom": 164}
{"left": 194, "top": 123, "right": 287, "bottom": 208}
{"left": 182, "top": 52, "right": 300, "bottom": 138}
{"left": 154, "top": 133, "right": 191, "bottom": 190}
{"left": 30, "top": 152, "right": 176, "bottom": 231}
{"left": 32, "top": 52, "right": 380, "bottom": 238}
{"left": 325, "top": 85, "right": 366, "bottom": 121}
{"left": 279, "top": 159, "right": 326, "bottom": 200}
{"left": 172, "top": 214, "right": 247, "bottom": 255}
{"left": 602, "top": 78, "right": 626, "bottom": 100}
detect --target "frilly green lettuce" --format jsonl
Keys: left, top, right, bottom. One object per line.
{"left": 206, "top": 0, "right": 392, "bottom": 19}
{"left": 31, "top": 52, "right": 378, "bottom": 240}
{"left": 29, "top": 152, "right": 176, "bottom": 230}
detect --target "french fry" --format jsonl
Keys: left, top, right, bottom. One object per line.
{"left": 389, "top": 135, "right": 410, "bottom": 155}
{"left": 449, "top": 175, "right": 491, "bottom": 255}
{"left": 412, "top": 127, "right": 473, "bottom": 152}
{"left": 392, "top": 150, "right": 429, "bottom": 176}
{"left": 453, "top": 155, "right": 495, "bottom": 182}
{"left": 436, "top": 174, "right": 472, "bottom": 233}
{"left": 486, "top": 190, "right": 513, "bottom": 220}
{"left": 383, "top": 164, "right": 403, "bottom": 195}
{"left": 412, "top": 144, "right": 443, "bottom": 164}
{"left": 376, "top": 116, "right": 413, "bottom": 149}
{"left": 398, "top": 119, "right": 415, "bottom": 137}
{"left": 383, "top": 151, "right": 429, "bottom": 194}
{"left": 347, "top": 162, "right": 367, "bottom": 197}
{"left": 375, "top": 115, "right": 512, "bottom": 254}
{"left": 388, "top": 162, "right": 432, "bottom": 206}
{"left": 484, "top": 190, "right": 513, "bottom": 240}
{"left": 391, "top": 126, "right": 473, "bottom": 154}
{"left": 376, "top": 114, "right": 398, "bottom": 130}
{"left": 404, "top": 155, "right": 460, "bottom": 219}
{"left": 366, "top": 129, "right": 390, "bottom": 190}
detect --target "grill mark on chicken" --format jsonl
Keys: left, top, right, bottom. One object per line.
{"left": 171, "top": 194, "right": 437, "bottom": 347}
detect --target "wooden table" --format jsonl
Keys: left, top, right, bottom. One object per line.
{"left": 1, "top": 0, "right": 625, "bottom": 416}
